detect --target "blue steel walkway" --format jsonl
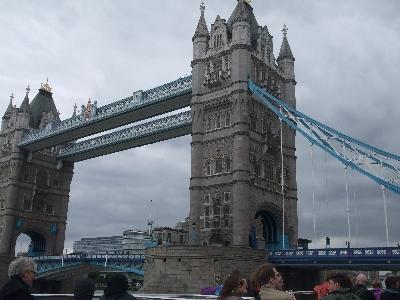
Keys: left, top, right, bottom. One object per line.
{"left": 33, "top": 253, "right": 145, "bottom": 277}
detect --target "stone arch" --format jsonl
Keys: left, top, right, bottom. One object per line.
{"left": 12, "top": 226, "right": 48, "bottom": 257}
{"left": 24, "top": 231, "right": 47, "bottom": 255}
{"left": 249, "top": 210, "right": 279, "bottom": 250}
{"left": 249, "top": 202, "right": 292, "bottom": 251}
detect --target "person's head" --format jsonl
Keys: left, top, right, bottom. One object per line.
{"left": 248, "top": 268, "right": 260, "bottom": 292}
{"left": 105, "top": 273, "right": 129, "bottom": 296}
{"left": 385, "top": 276, "right": 400, "bottom": 289}
{"left": 74, "top": 278, "right": 96, "bottom": 300}
{"left": 256, "top": 263, "right": 283, "bottom": 290}
{"left": 219, "top": 270, "right": 247, "bottom": 300}
{"left": 8, "top": 257, "right": 37, "bottom": 287}
{"left": 327, "top": 273, "right": 352, "bottom": 293}
{"left": 355, "top": 273, "right": 368, "bottom": 286}
{"left": 372, "top": 280, "right": 382, "bottom": 289}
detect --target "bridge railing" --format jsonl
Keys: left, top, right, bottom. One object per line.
{"left": 269, "top": 247, "right": 400, "bottom": 260}
{"left": 32, "top": 293, "right": 316, "bottom": 300}
{"left": 33, "top": 254, "right": 146, "bottom": 261}
{"left": 19, "top": 75, "right": 192, "bottom": 146}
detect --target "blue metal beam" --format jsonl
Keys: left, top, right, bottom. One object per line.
{"left": 248, "top": 80, "right": 400, "bottom": 195}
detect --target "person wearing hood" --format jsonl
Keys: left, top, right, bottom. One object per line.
{"left": 100, "top": 273, "right": 136, "bottom": 300}
{"left": 74, "top": 278, "right": 96, "bottom": 300}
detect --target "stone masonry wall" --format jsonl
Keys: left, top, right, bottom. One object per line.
{"left": 141, "top": 246, "right": 267, "bottom": 294}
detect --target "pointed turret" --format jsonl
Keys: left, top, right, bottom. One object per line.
{"left": 2, "top": 94, "right": 14, "bottom": 120}
{"left": 19, "top": 85, "right": 31, "bottom": 113}
{"left": 227, "top": 0, "right": 259, "bottom": 43}
{"left": 30, "top": 79, "right": 59, "bottom": 128}
{"left": 277, "top": 24, "right": 295, "bottom": 62}
{"left": 192, "top": 1, "right": 209, "bottom": 42}
{"left": 192, "top": 1, "right": 210, "bottom": 93}
{"left": 277, "top": 25, "right": 296, "bottom": 108}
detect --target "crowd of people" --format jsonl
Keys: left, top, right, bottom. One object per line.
{"left": 0, "top": 256, "right": 399, "bottom": 300}
{"left": 211, "top": 264, "right": 400, "bottom": 300}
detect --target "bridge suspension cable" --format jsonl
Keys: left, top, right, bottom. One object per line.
{"left": 248, "top": 79, "right": 400, "bottom": 196}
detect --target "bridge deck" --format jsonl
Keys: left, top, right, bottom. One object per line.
{"left": 19, "top": 76, "right": 192, "bottom": 152}
{"left": 57, "top": 111, "right": 192, "bottom": 162}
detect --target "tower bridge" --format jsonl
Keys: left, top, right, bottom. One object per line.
{"left": 0, "top": 0, "right": 399, "bottom": 293}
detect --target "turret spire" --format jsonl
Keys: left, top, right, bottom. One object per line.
{"left": 2, "top": 93, "right": 14, "bottom": 119}
{"left": 277, "top": 24, "right": 295, "bottom": 62}
{"left": 200, "top": 0, "right": 205, "bottom": 17}
{"left": 20, "top": 85, "right": 31, "bottom": 113}
{"left": 72, "top": 103, "right": 77, "bottom": 117}
{"left": 192, "top": 0, "right": 209, "bottom": 41}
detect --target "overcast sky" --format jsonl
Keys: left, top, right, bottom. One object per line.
{"left": 1, "top": 0, "right": 399, "bottom": 252}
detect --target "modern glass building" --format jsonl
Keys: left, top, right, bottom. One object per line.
{"left": 122, "top": 230, "right": 151, "bottom": 255}
{"left": 73, "top": 236, "right": 123, "bottom": 254}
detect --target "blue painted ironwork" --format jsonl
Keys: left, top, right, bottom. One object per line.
{"left": 33, "top": 253, "right": 145, "bottom": 276}
{"left": 58, "top": 111, "right": 191, "bottom": 160}
{"left": 269, "top": 247, "right": 400, "bottom": 266}
{"left": 19, "top": 75, "right": 192, "bottom": 147}
{"left": 248, "top": 79, "right": 400, "bottom": 195}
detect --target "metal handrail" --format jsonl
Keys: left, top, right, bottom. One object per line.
{"left": 33, "top": 292, "right": 316, "bottom": 299}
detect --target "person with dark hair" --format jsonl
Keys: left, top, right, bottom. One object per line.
{"left": 74, "top": 278, "right": 96, "bottom": 300}
{"left": 0, "top": 257, "right": 37, "bottom": 300}
{"left": 380, "top": 275, "right": 400, "bottom": 300}
{"left": 323, "top": 273, "right": 360, "bottom": 300}
{"left": 257, "top": 263, "right": 295, "bottom": 300}
{"left": 246, "top": 269, "right": 261, "bottom": 300}
{"left": 372, "top": 280, "right": 383, "bottom": 300}
{"left": 218, "top": 270, "right": 248, "bottom": 300}
{"left": 100, "top": 273, "right": 136, "bottom": 300}
{"left": 354, "top": 274, "right": 375, "bottom": 300}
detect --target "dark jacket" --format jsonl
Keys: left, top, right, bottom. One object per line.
{"left": 354, "top": 285, "right": 375, "bottom": 300}
{"left": 99, "top": 291, "right": 137, "bottom": 300}
{"left": 0, "top": 275, "right": 35, "bottom": 300}
{"left": 380, "top": 289, "right": 400, "bottom": 300}
{"left": 323, "top": 288, "right": 360, "bottom": 300}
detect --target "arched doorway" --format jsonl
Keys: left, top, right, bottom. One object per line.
{"left": 249, "top": 211, "right": 279, "bottom": 251}
{"left": 15, "top": 231, "right": 46, "bottom": 256}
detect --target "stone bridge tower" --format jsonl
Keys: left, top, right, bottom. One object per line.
{"left": 0, "top": 82, "right": 73, "bottom": 256}
{"left": 190, "top": 0, "right": 298, "bottom": 250}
